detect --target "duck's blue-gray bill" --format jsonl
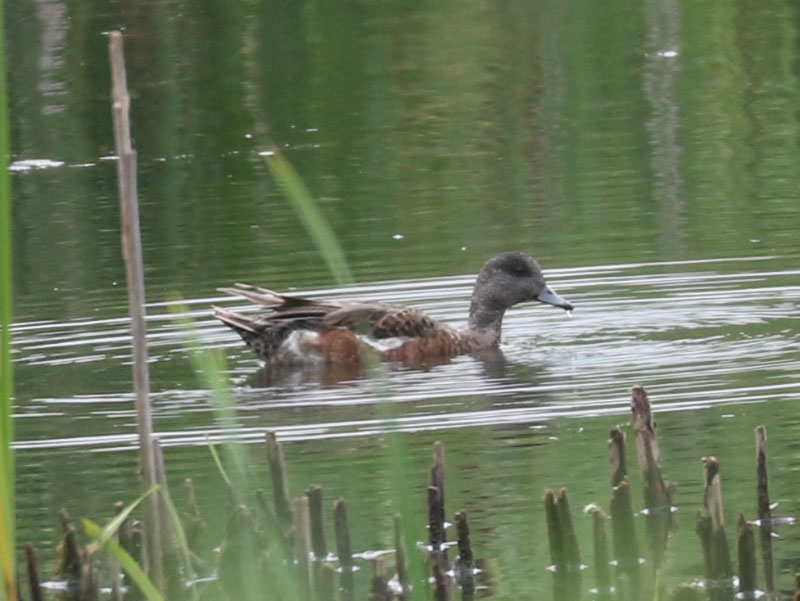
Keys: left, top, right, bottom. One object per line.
{"left": 536, "top": 286, "right": 573, "bottom": 311}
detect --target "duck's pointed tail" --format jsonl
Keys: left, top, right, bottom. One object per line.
{"left": 213, "top": 306, "right": 258, "bottom": 335}
{"left": 217, "top": 283, "right": 315, "bottom": 309}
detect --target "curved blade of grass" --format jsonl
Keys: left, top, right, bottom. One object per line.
{"left": 261, "top": 149, "right": 353, "bottom": 286}
{"left": 170, "top": 303, "right": 248, "bottom": 501}
{"left": 85, "top": 484, "right": 160, "bottom": 554}
{"left": 159, "top": 487, "right": 198, "bottom": 601}
{"left": 0, "top": 0, "right": 16, "bottom": 596}
{"left": 205, "top": 435, "right": 235, "bottom": 494}
{"left": 83, "top": 518, "right": 165, "bottom": 601}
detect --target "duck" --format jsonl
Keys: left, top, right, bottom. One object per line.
{"left": 214, "top": 252, "right": 573, "bottom": 366}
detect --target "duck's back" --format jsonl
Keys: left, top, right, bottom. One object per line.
{"left": 214, "top": 286, "right": 487, "bottom": 365}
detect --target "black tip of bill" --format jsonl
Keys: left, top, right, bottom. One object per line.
{"left": 537, "top": 286, "right": 573, "bottom": 312}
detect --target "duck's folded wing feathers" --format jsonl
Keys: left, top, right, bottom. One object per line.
{"left": 218, "top": 283, "right": 343, "bottom": 316}
{"left": 324, "top": 305, "right": 444, "bottom": 338}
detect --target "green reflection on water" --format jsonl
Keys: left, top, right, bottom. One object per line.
{"left": 7, "top": 0, "right": 800, "bottom": 320}
{"left": 6, "top": 0, "right": 800, "bottom": 597}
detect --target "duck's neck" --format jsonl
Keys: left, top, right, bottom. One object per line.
{"left": 467, "top": 297, "right": 506, "bottom": 338}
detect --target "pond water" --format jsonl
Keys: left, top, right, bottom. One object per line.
{"left": 7, "top": 0, "right": 800, "bottom": 598}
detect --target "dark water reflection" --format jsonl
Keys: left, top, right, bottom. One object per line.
{"left": 7, "top": 0, "right": 800, "bottom": 596}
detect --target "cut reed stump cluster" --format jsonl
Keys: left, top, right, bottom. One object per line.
{"left": 543, "top": 385, "right": 793, "bottom": 601}
{"left": 16, "top": 385, "right": 800, "bottom": 601}
{"left": 19, "top": 431, "right": 486, "bottom": 601}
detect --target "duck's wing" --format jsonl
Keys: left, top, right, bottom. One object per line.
{"left": 323, "top": 304, "right": 444, "bottom": 339}
{"left": 217, "top": 284, "right": 446, "bottom": 338}
{"left": 217, "top": 283, "right": 343, "bottom": 320}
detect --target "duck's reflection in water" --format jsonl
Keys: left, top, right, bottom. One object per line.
{"left": 245, "top": 345, "right": 538, "bottom": 389}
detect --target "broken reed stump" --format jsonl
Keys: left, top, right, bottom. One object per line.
{"left": 307, "top": 485, "right": 328, "bottom": 560}
{"left": 698, "top": 457, "right": 733, "bottom": 601}
{"left": 24, "top": 544, "right": 42, "bottom": 601}
{"left": 609, "top": 427, "right": 628, "bottom": 487}
{"left": 428, "top": 485, "right": 446, "bottom": 551}
{"left": 455, "top": 510, "right": 475, "bottom": 599}
{"left": 266, "top": 431, "right": 294, "bottom": 548}
{"left": 736, "top": 514, "right": 756, "bottom": 597}
{"left": 79, "top": 554, "right": 99, "bottom": 601}
{"left": 393, "top": 515, "right": 410, "bottom": 601}
{"left": 54, "top": 509, "right": 81, "bottom": 581}
{"left": 630, "top": 385, "right": 672, "bottom": 569}
{"left": 608, "top": 429, "right": 639, "bottom": 596}
{"left": 109, "top": 503, "right": 123, "bottom": 601}
{"left": 609, "top": 479, "right": 641, "bottom": 599}
{"left": 432, "top": 441, "right": 446, "bottom": 532}
{"left": 293, "top": 496, "right": 313, "bottom": 599}
{"left": 431, "top": 548, "right": 452, "bottom": 601}
{"left": 334, "top": 498, "right": 354, "bottom": 601}
{"left": 306, "top": 485, "right": 330, "bottom": 600}
{"left": 755, "top": 425, "right": 775, "bottom": 597}
{"left": 544, "top": 488, "right": 581, "bottom": 601}
{"left": 108, "top": 30, "right": 163, "bottom": 591}
{"left": 369, "top": 556, "right": 393, "bottom": 601}
{"left": 589, "top": 507, "right": 612, "bottom": 601}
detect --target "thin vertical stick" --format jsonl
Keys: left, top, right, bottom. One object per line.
{"left": 0, "top": 0, "right": 16, "bottom": 592}
{"left": 24, "top": 544, "right": 42, "bottom": 601}
{"left": 610, "top": 479, "right": 640, "bottom": 598}
{"left": 590, "top": 507, "right": 611, "bottom": 601}
{"left": 432, "top": 441, "right": 445, "bottom": 534}
{"left": 108, "top": 30, "right": 163, "bottom": 590}
{"left": 455, "top": 510, "right": 475, "bottom": 601}
{"left": 737, "top": 514, "right": 756, "bottom": 596}
{"left": 701, "top": 456, "right": 733, "bottom": 601}
{"left": 609, "top": 428, "right": 628, "bottom": 487}
{"left": 393, "top": 514, "right": 409, "bottom": 601}
{"left": 755, "top": 426, "right": 774, "bottom": 596}
{"left": 307, "top": 485, "right": 327, "bottom": 561}
{"left": 556, "top": 488, "right": 581, "bottom": 569}
{"left": 431, "top": 549, "right": 452, "bottom": 601}
{"left": 334, "top": 498, "right": 353, "bottom": 601}
{"left": 544, "top": 489, "right": 565, "bottom": 569}
{"left": 293, "top": 496, "right": 312, "bottom": 598}
{"left": 266, "top": 432, "right": 293, "bottom": 527}
{"left": 428, "top": 486, "right": 445, "bottom": 550}
{"left": 109, "top": 504, "right": 122, "bottom": 601}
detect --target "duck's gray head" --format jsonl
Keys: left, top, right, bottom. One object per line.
{"left": 468, "top": 252, "right": 573, "bottom": 333}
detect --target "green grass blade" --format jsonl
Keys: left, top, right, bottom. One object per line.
{"left": 171, "top": 304, "right": 249, "bottom": 498}
{"left": 87, "top": 484, "right": 160, "bottom": 551}
{"left": 0, "top": 0, "right": 16, "bottom": 595}
{"left": 261, "top": 149, "right": 353, "bottom": 286}
{"left": 83, "top": 518, "right": 165, "bottom": 601}
{"left": 159, "top": 486, "right": 199, "bottom": 601}
{"left": 205, "top": 435, "right": 235, "bottom": 494}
